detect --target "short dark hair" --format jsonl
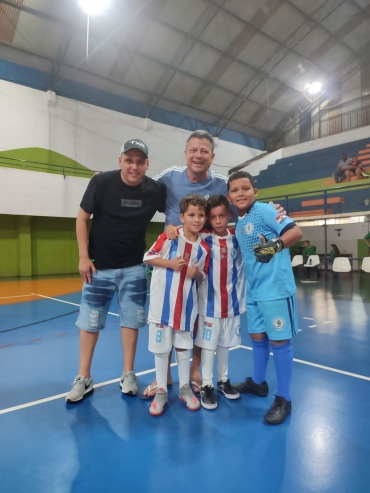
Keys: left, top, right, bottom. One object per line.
{"left": 304, "top": 240, "right": 310, "bottom": 245}
{"left": 227, "top": 170, "right": 254, "bottom": 190}
{"left": 186, "top": 130, "right": 215, "bottom": 152}
{"left": 206, "top": 195, "right": 230, "bottom": 216}
{"left": 179, "top": 194, "right": 207, "bottom": 214}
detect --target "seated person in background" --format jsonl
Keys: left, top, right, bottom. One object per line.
{"left": 345, "top": 156, "right": 364, "bottom": 181}
{"left": 302, "top": 240, "right": 319, "bottom": 280}
{"left": 302, "top": 240, "right": 316, "bottom": 262}
{"left": 333, "top": 153, "right": 352, "bottom": 183}
{"left": 329, "top": 244, "right": 340, "bottom": 279}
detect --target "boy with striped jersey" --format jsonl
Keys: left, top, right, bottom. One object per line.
{"left": 195, "top": 195, "right": 246, "bottom": 409}
{"left": 144, "top": 195, "right": 211, "bottom": 416}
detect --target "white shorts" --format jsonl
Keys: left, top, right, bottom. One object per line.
{"left": 194, "top": 315, "right": 241, "bottom": 351}
{"left": 148, "top": 323, "right": 193, "bottom": 353}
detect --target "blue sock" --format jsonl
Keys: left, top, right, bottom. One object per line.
{"left": 272, "top": 341, "right": 293, "bottom": 401}
{"left": 252, "top": 338, "right": 270, "bottom": 384}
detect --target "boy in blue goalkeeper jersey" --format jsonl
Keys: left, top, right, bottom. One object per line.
{"left": 227, "top": 171, "right": 303, "bottom": 425}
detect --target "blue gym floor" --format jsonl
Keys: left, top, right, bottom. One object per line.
{"left": 0, "top": 275, "right": 370, "bottom": 493}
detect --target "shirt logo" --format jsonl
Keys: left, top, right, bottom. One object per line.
{"left": 191, "top": 259, "right": 198, "bottom": 267}
{"left": 235, "top": 325, "right": 241, "bottom": 336}
{"left": 246, "top": 223, "right": 254, "bottom": 234}
{"left": 231, "top": 248, "right": 238, "bottom": 259}
{"left": 276, "top": 213, "right": 287, "bottom": 224}
{"left": 273, "top": 318, "right": 285, "bottom": 330}
{"left": 121, "top": 199, "right": 142, "bottom": 208}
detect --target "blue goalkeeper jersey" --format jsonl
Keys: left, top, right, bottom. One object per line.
{"left": 236, "top": 201, "right": 296, "bottom": 302}
{"left": 154, "top": 167, "right": 228, "bottom": 227}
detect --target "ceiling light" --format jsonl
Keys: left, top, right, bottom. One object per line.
{"left": 78, "top": 0, "right": 111, "bottom": 15}
{"left": 307, "top": 82, "right": 322, "bottom": 94}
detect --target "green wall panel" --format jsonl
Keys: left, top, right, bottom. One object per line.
{"left": 0, "top": 215, "right": 19, "bottom": 277}
{"left": 145, "top": 222, "right": 165, "bottom": 249}
{"left": 31, "top": 217, "right": 79, "bottom": 276}
{"left": 0, "top": 214, "right": 165, "bottom": 278}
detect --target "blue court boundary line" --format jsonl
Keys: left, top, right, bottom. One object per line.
{"left": 1, "top": 345, "right": 369, "bottom": 415}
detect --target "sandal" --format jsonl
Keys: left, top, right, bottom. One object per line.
{"left": 139, "top": 383, "right": 172, "bottom": 400}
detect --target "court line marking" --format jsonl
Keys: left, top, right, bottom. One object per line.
{"left": 238, "top": 345, "right": 370, "bottom": 381}
{"left": 1, "top": 345, "right": 369, "bottom": 415}
{"left": 0, "top": 294, "right": 34, "bottom": 299}
{"left": 303, "top": 317, "right": 314, "bottom": 320}
{"left": 31, "top": 293, "right": 119, "bottom": 317}
{"left": 308, "top": 325, "right": 318, "bottom": 328}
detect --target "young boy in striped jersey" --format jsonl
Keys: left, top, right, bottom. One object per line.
{"left": 144, "top": 194, "right": 211, "bottom": 416}
{"left": 194, "top": 195, "right": 246, "bottom": 409}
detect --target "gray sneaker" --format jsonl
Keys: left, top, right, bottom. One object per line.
{"left": 120, "top": 371, "right": 138, "bottom": 396}
{"left": 149, "top": 388, "right": 168, "bottom": 416}
{"left": 66, "top": 375, "right": 93, "bottom": 403}
{"left": 179, "top": 384, "right": 200, "bottom": 411}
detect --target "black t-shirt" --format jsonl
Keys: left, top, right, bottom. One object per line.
{"left": 80, "top": 170, "right": 166, "bottom": 269}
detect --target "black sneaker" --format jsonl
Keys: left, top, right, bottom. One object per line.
{"left": 200, "top": 385, "right": 217, "bottom": 410}
{"left": 264, "top": 396, "right": 292, "bottom": 425}
{"left": 217, "top": 379, "right": 240, "bottom": 400}
{"left": 233, "top": 377, "right": 268, "bottom": 396}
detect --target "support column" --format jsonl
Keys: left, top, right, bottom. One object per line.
{"left": 17, "top": 216, "right": 32, "bottom": 277}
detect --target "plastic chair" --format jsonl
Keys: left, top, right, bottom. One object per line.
{"left": 303, "top": 255, "right": 320, "bottom": 267}
{"left": 291, "top": 255, "right": 303, "bottom": 267}
{"left": 361, "top": 257, "right": 370, "bottom": 273}
{"left": 303, "top": 255, "right": 321, "bottom": 281}
{"left": 360, "top": 257, "right": 370, "bottom": 283}
{"left": 332, "top": 257, "right": 351, "bottom": 273}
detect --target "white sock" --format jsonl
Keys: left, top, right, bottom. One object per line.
{"left": 216, "top": 346, "right": 229, "bottom": 382}
{"left": 155, "top": 352, "right": 169, "bottom": 391}
{"left": 175, "top": 349, "right": 190, "bottom": 389}
{"left": 201, "top": 348, "right": 215, "bottom": 387}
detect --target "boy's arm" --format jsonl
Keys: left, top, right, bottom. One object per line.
{"left": 186, "top": 265, "right": 205, "bottom": 281}
{"left": 145, "top": 256, "right": 185, "bottom": 271}
{"left": 253, "top": 226, "right": 303, "bottom": 263}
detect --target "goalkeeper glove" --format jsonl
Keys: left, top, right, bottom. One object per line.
{"left": 253, "top": 234, "right": 284, "bottom": 263}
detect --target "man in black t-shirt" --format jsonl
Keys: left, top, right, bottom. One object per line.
{"left": 66, "top": 139, "right": 166, "bottom": 403}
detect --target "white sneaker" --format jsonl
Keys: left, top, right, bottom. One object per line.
{"left": 66, "top": 375, "right": 93, "bottom": 403}
{"left": 120, "top": 371, "right": 138, "bottom": 396}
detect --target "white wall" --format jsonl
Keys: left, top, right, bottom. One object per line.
{"left": 300, "top": 222, "right": 370, "bottom": 270}
{"left": 0, "top": 167, "right": 90, "bottom": 218}
{"left": 0, "top": 79, "right": 264, "bottom": 219}
{"left": 0, "top": 80, "right": 262, "bottom": 179}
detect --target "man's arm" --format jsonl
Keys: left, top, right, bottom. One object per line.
{"left": 76, "top": 208, "right": 96, "bottom": 284}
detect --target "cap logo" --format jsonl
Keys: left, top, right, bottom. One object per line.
{"left": 130, "top": 140, "right": 145, "bottom": 148}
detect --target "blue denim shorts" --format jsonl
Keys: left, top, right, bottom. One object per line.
{"left": 76, "top": 264, "right": 147, "bottom": 332}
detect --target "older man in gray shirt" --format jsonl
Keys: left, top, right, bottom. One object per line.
{"left": 334, "top": 153, "right": 352, "bottom": 183}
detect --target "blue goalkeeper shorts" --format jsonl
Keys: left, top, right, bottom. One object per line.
{"left": 247, "top": 295, "right": 299, "bottom": 341}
